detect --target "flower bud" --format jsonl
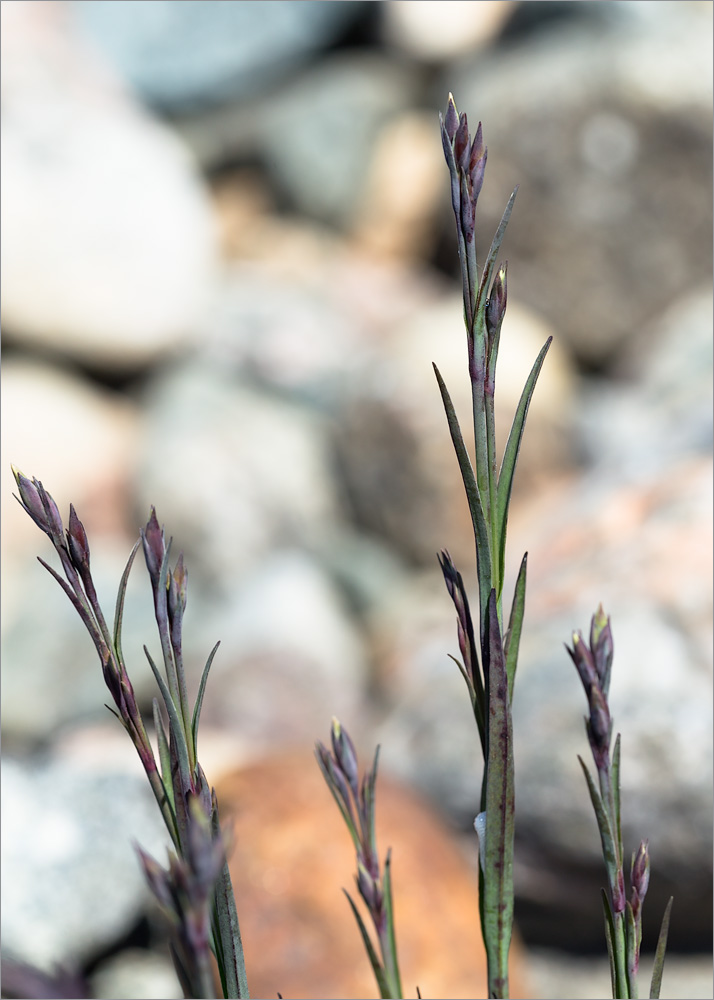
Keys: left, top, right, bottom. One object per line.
{"left": 67, "top": 504, "right": 91, "bottom": 574}
{"left": 142, "top": 507, "right": 165, "bottom": 589}
{"left": 444, "top": 93, "right": 459, "bottom": 142}
{"left": 331, "top": 717, "right": 359, "bottom": 797}
{"left": 566, "top": 631, "right": 599, "bottom": 695}
{"left": 454, "top": 113, "right": 470, "bottom": 171}
{"left": 590, "top": 605, "right": 614, "bottom": 697}
{"left": 468, "top": 122, "right": 487, "bottom": 203}
{"left": 12, "top": 468, "right": 48, "bottom": 534}
{"left": 168, "top": 553, "right": 188, "bottom": 635}
{"left": 13, "top": 470, "right": 65, "bottom": 545}
{"left": 631, "top": 839, "right": 650, "bottom": 903}
{"left": 357, "top": 858, "right": 378, "bottom": 913}
{"left": 460, "top": 173, "right": 475, "bottom": 243}
{"left": 486, "top": 263, "right": 507, "bottom": 340}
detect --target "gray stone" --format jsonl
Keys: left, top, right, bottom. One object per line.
{"left": 1, "top": 358, "right": 139, "bottom": 604}
{"left": 193, "top": 549, "right": 368, "bottom": 747}
{"left": 2, "top": 757, "right": 169, "bottom": 971}
{"left": 91, "top": 949, "right": 182, "bottom": 1000}
{"left": 135, "top": 360, "right": 344, "bottom": 590}
{"left": 577, "top": 287, "right": 713, "bottom": 481}
{"left": 1, "top": 1, "right": 218, "bottom": 370}
{"left": 198, "top": 265, "right": 371, "bottom": 408}
{"left": 2, "top": 540, "right": 167, "bottom": 746}
{"left": 259, "top": 54, "right": 417, "bottom": 227}
{"left": 70, "top": 0, "right": 368, "bottom": 111}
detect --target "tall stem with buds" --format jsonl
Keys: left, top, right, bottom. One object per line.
{"left": 316, "top": 719, "right": 403, "bottom": 1000}
{"left": 436, "top": 94, "right": 551, "bottom": 998}
{"left": 12, "top": 468, "right": 249, "bottom": 1000}
{"left": 567, "top": 607, "right": 673, "bottom": 1000}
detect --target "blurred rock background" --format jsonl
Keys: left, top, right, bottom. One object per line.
{"left": 1, "top": 1, "right": 711, "bottom": 998}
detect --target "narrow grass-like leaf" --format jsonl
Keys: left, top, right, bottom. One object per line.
{"left": 211, "top": 791, "right": 250, "bottom": 999}
{"left": 649, "top": 897, "right": 673, "bottom": 1000}
{"left": 112, "top": 539, "right": 140, "bottom": 666}
{"left": 152, "top": 698, "right": 172, "bottom": 804}
{"left": 382, "top": 850, "right": 403, "bottom": 999}
{"left": 577, "top": 756, "right": 618, "bottom": 875}
{"left": 191, "top": 641, "right": 221, "bottom": 764}
{"left": 343, "top": 890, "right": 391, "bottom": 999}
{"left": 448, "top": 654, "right": 485, "bottom": 754}
{"left": 212, "top": 865, "right": 249, "bottom": 999}
{"left": 601, "top": 889, "right": 617, "bottom": 1000}
{"left": 482, "top": 590, "right": 514, "bottom": 998}
{"left": 611, "top": 734, "right": 623, "bottom": 862}
{"left": 503, "top": 553, "right": 527, "bottom": 703}
{"left": 474, "top": 188, "right": 518, "bottom": 325}
{"left": 433, "top": 363, "right": 493, "bottom": 642}
{"left": 144, "top": 646, "right": 192, "bottom": 793}
{"left": 448, "top": 653, "right": 475, "bottom": 701}
{"left": 494, "top": 337, "right": 552, "bottom": 591}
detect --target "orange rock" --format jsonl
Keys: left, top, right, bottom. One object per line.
{"left": 213, "top": 751, "right": 530, "bottom": 1000}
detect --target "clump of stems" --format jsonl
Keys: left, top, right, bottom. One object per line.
{"left": 568, "top": 607, "right": 673, "bottom": 1000}
{"left": 12, "top": 468, "right": 249, "bottom": 1000}
{"left": 316, "top": 718, "right": 403, "bottom": 999}
{"left": 436, "top": 93, "right": 551, "bottom": 998}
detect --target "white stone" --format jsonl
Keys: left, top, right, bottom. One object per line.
{"left": 0, "top": 0, "right": 218, "bottom": 369}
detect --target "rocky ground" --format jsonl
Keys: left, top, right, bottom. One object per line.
{"left": 2, "top": 2, "right": 712, "bottom": 998}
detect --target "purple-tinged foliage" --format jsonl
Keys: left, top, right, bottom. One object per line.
{"left": 569, "top": 610, "right": 671, "bottom": 997}
{"left": 435, "top": 95, "right": 547, "bottom": 999}
{"left": 316, "top": 720, "right": 402, "bottom": 999}
{"left": 14, "top": 469, "right": 249, "bottom": 998}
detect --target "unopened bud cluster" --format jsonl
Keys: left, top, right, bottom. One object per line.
{"left": 567, "top": 605, "right": 614, "bottom": 769}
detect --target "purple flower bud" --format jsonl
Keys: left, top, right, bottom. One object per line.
{"left": 66, "top": 504, "right": 91, "bottom": 573}
{"left": 37, "top": 483, "right": 65, "bottom": 545}
{"left": 168, "top": 553, "right": 188, "bottom": 637}
{"left": 486, "top": 263, "right": 508, "bottom": 340}
{"left": 468, "top": 122, "right": 487, "bottom": 202}
{"left": 12, "top": 468, "right": 49, "bottom": 534}
{"left": 454, "top": 113, "right": 469, "bottom": 171}
{"left": 317, "top": 740, "right": 355, "bottom": 821}
{"left": 566, "top": 632, "right": 599, "bottom": 695}
{"left": 444, "top": 94, "right": 459, "bottom": 142}
{"left": 331, "top": 717, "right": 359, "bottom": 797}
{"left": 438, "top": 550, "right": 477, "bottom": 689}
{"left": 631, "top": 840, "right": 650, "bottom": 903}
{"left": 142, "top": 507, "right": 165, "bottom": 589}
{"left": 357, "top": 859, "right": 378, "bottom": 913}
{"left": 590, "top": 605, "right": 614, "bottom": 697}
{"left": 460, "top": 173, "right": 475, "bottom": 243}
{"left": 16, "top": 471, "right": 67, "bottom": 545}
